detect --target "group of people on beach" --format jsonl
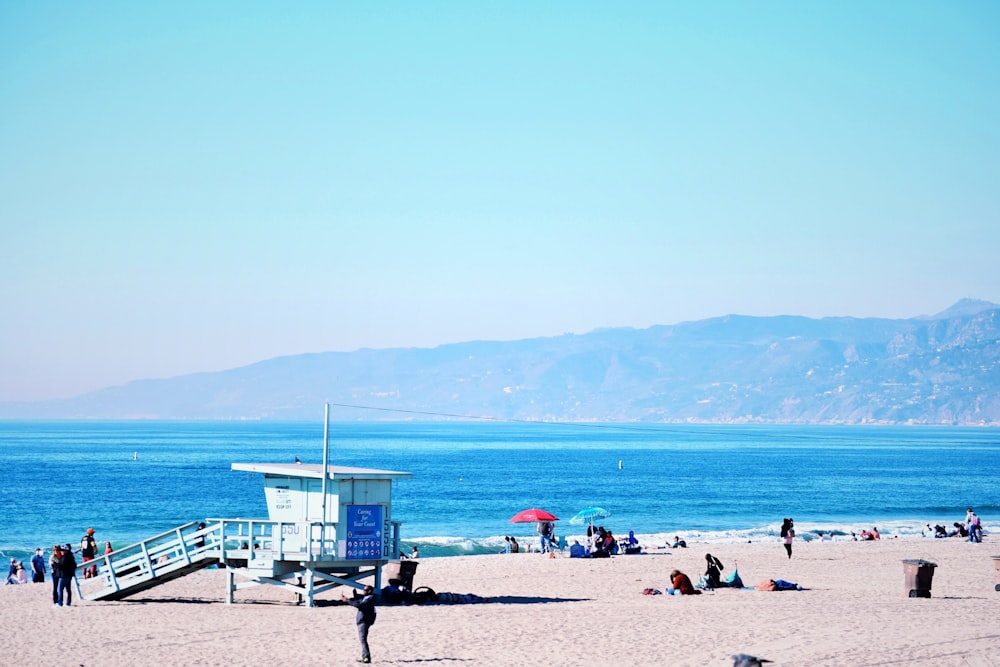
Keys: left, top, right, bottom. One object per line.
{"left": 925, "top": 508, "right": 984, "bottom": 542}
{"left": 8, "top": 527, "right": 114, "bottom": 606}
{"left": 5, "top": 557, "right": 29, "bottom": 585}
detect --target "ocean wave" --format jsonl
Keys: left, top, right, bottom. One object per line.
{"left": 397, "top": 519, "right": 997, "bottom": 557}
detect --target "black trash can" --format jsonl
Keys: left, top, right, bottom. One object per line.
{"left": 902, "top": 559, "right": 936, "bottom": 598}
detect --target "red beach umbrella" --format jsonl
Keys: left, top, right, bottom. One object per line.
{"left": 509, "top": 508, "right": 559, "bottom": 523}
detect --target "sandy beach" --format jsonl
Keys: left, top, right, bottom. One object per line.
{"left": 3, "top": 537, "right": 998, "bottom": 666}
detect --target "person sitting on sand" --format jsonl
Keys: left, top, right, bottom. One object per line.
{"left": 7, "top": 558, "right": 22, "bottom": 584}
{"left": 669, "top": 569, "right": 701, "bottom": 595}
{"left": 569, "top": 540, "right": 586, "bottom": 558}
{"left": 499, "top": 537, "right": 511, "bottom": 554}
{"left": 510, "top": 537, "right": 520, "bottom": 553}
{"left": 670, "top": 535, "right": 687, "bottom": 548}
{"left": 605, "top": 531, "right": 618, "bottom": 555}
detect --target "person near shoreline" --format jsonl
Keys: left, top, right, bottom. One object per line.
{"left": 341, "top": 585, "right": 377, "bottom": 664}
{"left": 6, "top": 560, "right": 25, "bottom": 585}
{"left": 60, "top": 544, "right": 77, "bottom": 606}
{"left": 966, "top": 508, "right": 982, "bottom": 543}
{"left": 80, "top": 528, "right": 98, "bottom": 579}
{"left": 51, "top": 544, "right": 75, "bottom": 606}
{"left": 49, "top": 545, "right": 63, "bottom": 604}
{"left": 510, "top": 537, "right": 519, "bottom": 553}
{"left": 31, "top": 548, "right": 46, "bottom": 583}
{"left": 780, "top": 518, "right": 795, "bottom": 559}
{"left": 537, "top": 520, "right": 554, "bottom": 553}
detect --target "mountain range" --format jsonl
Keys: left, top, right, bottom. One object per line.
{"left": 3, "top": 298, "right": 998, "bottom": 425}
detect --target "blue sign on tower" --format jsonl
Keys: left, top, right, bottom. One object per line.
{"left": 345, "top": 505, "right": 384, "bottom": 560}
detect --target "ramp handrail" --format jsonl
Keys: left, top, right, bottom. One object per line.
{"left": 73, "top": 517, "right": 403, "bottom": 602}
{"left": 74, "top": 520, "right": 222, "bottom": 600}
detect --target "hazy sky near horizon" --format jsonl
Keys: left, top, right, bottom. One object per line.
{"left": 2, "top": 2, "right": 998, "bottom": 402}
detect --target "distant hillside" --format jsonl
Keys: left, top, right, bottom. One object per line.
{"left": 3, "top": 300, "right": 999, "bottom": 424}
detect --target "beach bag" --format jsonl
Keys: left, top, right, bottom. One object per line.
{"left": 642, "top": 587, "right": 662, "bottom": 595}
{"left": 755, "top": 580, "right": 778, "bottom": 591}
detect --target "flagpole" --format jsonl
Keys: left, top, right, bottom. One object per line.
{"left": 321, "top": 402, "right": 330, "bottom": 556}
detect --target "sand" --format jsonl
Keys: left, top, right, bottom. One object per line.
{"left": 2, "top": 538, "right": 999, "bottom": 666}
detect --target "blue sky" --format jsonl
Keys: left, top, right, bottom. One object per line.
{"left": 2, "top": 2, "right": 998, "bottom": 401}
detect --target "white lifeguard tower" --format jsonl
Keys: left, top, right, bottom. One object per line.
{"left": 219, "top": 461, "right": 412, "bottom": 605}
{"left": 73, "top": 409, "right": 412, "bottom": 607}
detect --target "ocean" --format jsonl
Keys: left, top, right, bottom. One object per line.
{"left": 1, "top": 420, "right": 997, "bottom": 564}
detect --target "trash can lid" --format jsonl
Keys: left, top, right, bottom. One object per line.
{"left": 902, "top": 559, "right": 937, "bottom": 566}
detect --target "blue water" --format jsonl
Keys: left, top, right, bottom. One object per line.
{"left": 1, "top": 421, "right": 997, "bottom": 562}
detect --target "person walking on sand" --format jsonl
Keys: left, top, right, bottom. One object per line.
{"left": 30, "top": 548, "right": 46, "bottom": 583}
{"left": 341, "top": 585, "right": 377, "bottom": 663}
{"left": 781, "top": 518, "right": 795, "bottom": 559}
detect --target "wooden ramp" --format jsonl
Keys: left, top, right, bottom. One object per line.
{"left": 76, "top": 521, "right": 222, "bottom": 602}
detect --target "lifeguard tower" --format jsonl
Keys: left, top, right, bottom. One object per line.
{"left": 73, "top": 410, "right": 412, "bottom": 607}
{"left": 218, "top": 460, "right": 412, "bottom": 605}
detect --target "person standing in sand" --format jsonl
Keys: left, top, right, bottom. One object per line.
{"left": 49, "top": 545, "right": 63, "bottom": 604}
{"left": 30, "top": 548, "right": 45, "bottom": 583}
{"left": 341, "top": 585, "right": 377, "bottom": 664}
{"left": 781, "top": 518, "right": 795, "bottom": 559}
{"left": 80, "top": 528, "right": 98, "bottom": 578}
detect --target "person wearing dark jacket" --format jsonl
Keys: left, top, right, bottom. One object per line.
{"left": 705, "top": 553, "right": 725, "bottom": 589}
{"left": 342, "top": 585, "right": 377, "bottom": 663}
{"left": 56, "top": 544, "right": 76, "bottom": 607}
{"left": 49, "top": 545, "right": 63, "bottom": 605}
